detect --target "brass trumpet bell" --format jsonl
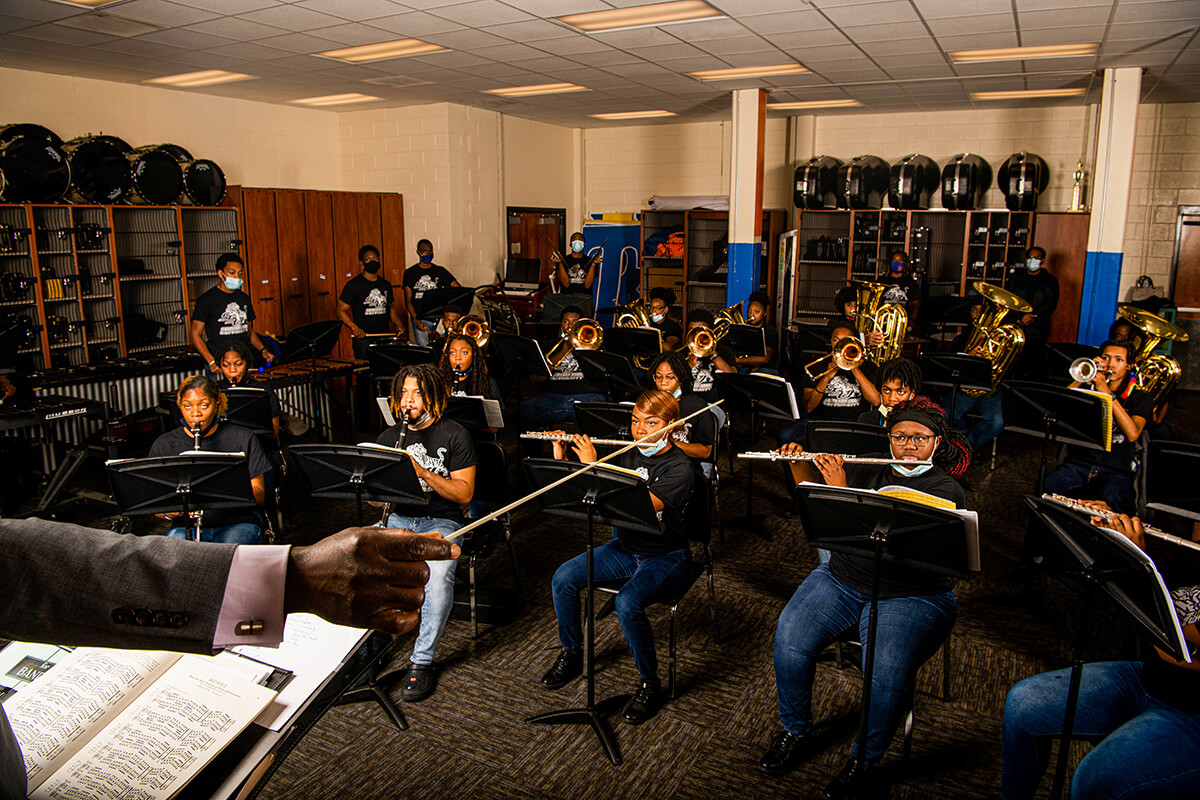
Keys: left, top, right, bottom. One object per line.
{"left": 546, "top": 317, "right": 603, "bottom": 368}
{"left": 452, "top": 314, "right": 490, "bottom": 348}
{"left": 804, "top": 336, "right": 865, "bottom": 380}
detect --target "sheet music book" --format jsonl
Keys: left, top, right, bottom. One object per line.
{"left": 1071, "top": 387, "right": 1114, "bottom": 451}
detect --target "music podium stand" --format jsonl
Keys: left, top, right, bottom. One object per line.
{"left": 106, "top": 454, "right": 255, "bottom": 542}
{"left": 1024, "top": 496, "right": 1190, "bottom": 799}
{"left": 603, "top": 327, "right": 661, "bottom": 365}
{"left": 523, "top": 457, "right": 661, "bottom": 766}
{"left": 795, "top": 484, "right": 973, "bottom": 779}
{"left": 574, "top": 349, "right": 641, "bottom": 401}
{"left": 918, "top": 352, "right": 992, "bottom": 423}
{"left": 1002, "top": 381, "right": 1113, "bottom": 494}
{"left": 716, "top": 372, "right": 799, "bottom": 540}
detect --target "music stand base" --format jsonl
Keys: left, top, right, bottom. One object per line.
{"left": 727, "top": 514, "right": 771, "bottom": 541}
{"left": 334, "top": 668, "right": 409, "bottom": 731}
{"left": 526, "top": 694, "right": 629, "bottom": 766}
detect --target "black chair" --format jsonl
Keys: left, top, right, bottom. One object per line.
{"left": 592, "top": 473, "right": 720, "bottom": 697}
{"left": 1141, "top": 438, "right": 1200, "bottom": 522}
{"left": 459, "top": 439, "right": 521, "bottom": 638}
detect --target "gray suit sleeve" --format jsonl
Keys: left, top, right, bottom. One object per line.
{"left": 0, "top": 518, "right": 237, "bottom": 654}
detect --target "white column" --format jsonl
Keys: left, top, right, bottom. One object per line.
{"left": 727, "top": 88, "right": 766, "bottom": 306}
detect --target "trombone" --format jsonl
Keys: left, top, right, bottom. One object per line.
{"left": 546, "top": 317, "right": 603, "bottom": 368}
{"left": 452, "top": 314, "right": 490, "bottom": 348}
{"left": 685, "top": 322, "right": 728, "bottom": 359}
{"left": 804, "top": 336, "right": 865, "bottom": 380}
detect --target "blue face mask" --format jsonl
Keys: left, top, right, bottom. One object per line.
{"left": 637, "top": 438, "right": 668, "bottom": 457}
{"left": 893, "top": 462, "right": 933, "bottom": 477}
{"left": 223, "top": 276, "right": 243, "bottom": 291}
{"left": 571, "top": 240, "right": 585, "bottom": 253}
{"left": 890, "top": 261, "right": 905, "bottom": 274}
{"left": 420, "top": 253, "right": 433, "bottom": 264}
{"left": 1026, "top": 258, "right": 1042, "bottom": 272}
{"left": 672, "top": 387, "right": 682, "bottom": 399}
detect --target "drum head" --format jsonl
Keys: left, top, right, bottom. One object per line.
{"left": 65, "top": 138, "right": 131, "bottom": 204}
{"left": 182, "top": 159, "right": 226, "bottom": 205}
{"left": 0, "top": 137, "right": 70, "bottom": 203}
{"left": 0, "top": 123, "right": 64, "bottom": 148}
{"left": 129, "top": 149, "right": 183, "bottom": 205}
{"left": 136, "top": 143, "right": 193, "bottom": 163}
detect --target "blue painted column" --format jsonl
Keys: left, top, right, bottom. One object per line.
{"left": 727, "top": 88, "right": 767, "bottom": 307}
{"left": 1080, "top": 67, "right": 1142, "bottom": 344}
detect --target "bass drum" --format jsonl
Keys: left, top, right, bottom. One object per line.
{"left": 128, "top": 148, "right": 183, "bottom": 205}
{"left": 63, "top": 136, "right": 131, "bottom": 204}
{"left": 0, "top": 133, "right": 70, "bottom": 203}
{"left": 139, "top": 144, "right": 224, "bottom": 205}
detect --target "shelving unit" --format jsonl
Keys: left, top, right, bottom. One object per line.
{"left": 0, "top": 205, "right": 45, "bottom": 372}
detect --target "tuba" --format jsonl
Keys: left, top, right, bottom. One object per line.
{"left": 452, "top": 314, "right": 490, "bottom": 348}
{"left": 615, "top": 298, "right": 652, "bottom": 329}
{"left": 1118, "top": 305, "right": 1189, "bottom": 407}
{"left": 849, "top": 279, "right": 907, "bottom": 363}
{"left": 546, "top": 317, "right": 603, "bottom": 368}
{"left": 804, "top": 336, "right": 865, "bottom": 380}
{"left": 714, "top": 301, "right": 747, "bottom": 327}
{"left": 962, "top": 281, "right": 1031, "bottom": 396}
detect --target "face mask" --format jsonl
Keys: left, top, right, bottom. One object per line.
{"left": 878, "top": 404, "right": 890, "bottom": 418}
{"left": 223, "top": 276, "right": 243, "bottom": 291}
{"left": 672, "top": 387, "right": 682, "bottom": 399}
{"left": 406, "top": 410, "right": 432, "bottom": 429}
{"left": 363, "top": 260, "right": 381, "bottom": 274}
{"left": 571, "top": 240, "right": 585, "bottom": 253}
{"left": 637, "top": 438, "right": 668, "bottom": 457}
{"left": 651, "top": 312, "right": 666, "bottom": 324}
{"left": 893, "top": 462, "right": 933, "bottom": 477}
{"left": 420, "top": 253, "right": 433, "bottom": 264}
{"left": 1026, "top": 258, "right": 1042, "bottom": 272}
{"left": 890, "top": 261, "right": 905, "bottom": 274}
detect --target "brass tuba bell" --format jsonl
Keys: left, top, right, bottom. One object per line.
{"left": 615, "top": 298, "right": 652, "bottom": 329}
{"left": 714, "top": 301, "right": 747, "bottom": 327}
{"left": 962, "top": 281, "right": 1032, "bottom": 396}
{"left": 546, "top": 317, "right": 603, "bottom": 368}
{"left": 849, "top": 279, "right": 907, "bottom": 363}
{"left": 452, "top": 314, "right": 490, "bottom": 349}
{"left": 1118, "top": 304, "right": 1189, "bottom": 406}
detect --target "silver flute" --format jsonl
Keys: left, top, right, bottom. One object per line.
{"left": 738, "top": 451, "right": 932, "bottom": 466}
{"left": 1042, "top": 493, "right": 1200, "bottom": 553}
{"left": 520, "top": 432, "right": 632, "bottom": 447}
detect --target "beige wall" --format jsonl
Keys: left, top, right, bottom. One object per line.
{"left": 502, "top": 116, "right": 582, "bottom": 230}
{"left": 0, "top": 67, "right": 342, "bottom": 191}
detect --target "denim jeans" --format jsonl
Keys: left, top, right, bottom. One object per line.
{"left": 773, "top": 563, "right": 956, "bottom": 764}
{"left": 410, "top": 318, "right": 438, "bottom": 347}
{"left": 551, "top": 536, "right": 692, "bottom": 683}
{"left": 1043, "top": 461, "right": 1134, "bottom": 514}
{"left": 385, "top": 514, "right": 463, "bottom": 666}
{"left": 1002, "top": 661, "right": 1200, "bottom": 799}
{"left": 519, "top": 392, "right": 605, "bottom": 429}
{"left": 947, "top": 389, "right": 1004, "bottom": 453}
{"left": 167, "top": 523, "right": 261, "bottom": 544}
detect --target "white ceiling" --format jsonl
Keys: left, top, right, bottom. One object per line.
{"left": 1, "top": 0, "right": 1197, "bottom": 125}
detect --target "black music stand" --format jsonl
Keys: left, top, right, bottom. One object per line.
{"left": 574, "top": 350, "right": 641, "bottom": 401}
{"left": 1023, "top": 496, "right": 1190, "bottom": 800}
{"left": 795, "top": 484, "right": 973, "bottom": 779}
{"left": 1144, "top": 439, "right": 1200, "bottom": 522}
{"left": 716, "top": 372, "right": 799, "bottom": 540}
{"left": 286, "top": 443, "right": 425, "bottom": 527}
{"left": 1003, "top": 381, "right": 1113, "bottom": 494}
{"left": 523, "top": 457, "right": 661, "bottom": 766}
{"left": 575, "top": 401, "right": 634, "bottom": 440}
{"left": 445, "top": 395, "right": 503, "bottom": 431}
{"left": 603, "top": 327, "right": 661, "bottom": 364}
{"left": 920, "top": 295, "right": 975, "bottom": 344}
{"left": 725, "top": 324, "right": 766, "bottom": 358}
{"left": 487, "top": 332, "right": 551, "bottom": 395}
{"left": 790, "top": 322, "right": 828, "bottom": 352}
{"left": 223, "top": 387, "right": 273, "bottom": 436}
{"left": 420, "top": 287, "right": 477, "bottom": 319}
{"left": 806, "top": 420, "right": 889, "bottom": 456}
{"left": 274, "top": 320, "right": 345, "bottom": 439}
{"left": 919, "top": 352, "right": 992, "bottom": 423}
{"left": 367, "top": 343, "right": 435, "bottom": 380}
{"left": 1045, "top": 343, "right": 1100, "bottom": 387}
{"left": 106, "top": 453, "right": 256, "bottom": 542}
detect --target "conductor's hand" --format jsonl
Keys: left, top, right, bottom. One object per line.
{"left": 285, "top": 526, "right": 460, "bottom": 635}
{"left": 812, "top": 453, "right": 847, "bottom": 487}
{"left": 1092, "top": 510, "right": 1147, "bottom": 551}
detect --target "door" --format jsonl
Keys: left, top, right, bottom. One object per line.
{"left": 331, "top": 193, "right": 362, "bottom": 359}
{"left": 380, "top": 193, "right": 406, "bottom": 321}
{"left": 304, "top": 191, "right": 337, "bottom": 325}
{"left": 1171, "top": 206, "right": 1200, "bottom": 388}
{"left": 241, "top": 188, "right": 283, "bottom": 338}
{"left": 506, "top": 207, "right": 565, "bottom": 285}
{"left": 275, "top": 189, "right": 310, "bottom": 332}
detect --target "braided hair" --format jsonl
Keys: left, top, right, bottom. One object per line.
{"left": 643, "top": 350, "right": 694, "bottom": 394}
{"left": 877, "top": 357, "right": 922, "bottom": 396}
{"left": 389, "top": 362, "right": 448, "bottom": 423}
{"left": 887, "top": 396, "right": 971, "bottom": 477}
{"left": 439, "top": 333, "right": 490, "bottom": 397}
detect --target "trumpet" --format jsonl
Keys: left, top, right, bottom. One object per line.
{"left": 738, "top": 451, "right": 931, "bottom": 466}
{"left": 452, "top": 314, "right": 490, "bottom": 348}
{"left": 1068, "top": 357, "right": 1112, "bottom": 384}
{"left": 1041, "top": 493, "right": 1200, "bottom": 553}
{"left": 804, "top": 336, "right": 865, "bottom": 380}
{"left": 521, "top": 432, "right": 631, "bottom": 447}
{"left": 546, "top": 317, "right": 603, "bottom": 368}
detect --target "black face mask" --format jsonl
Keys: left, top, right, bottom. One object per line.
{"left": 363, "top": 260, "right": 381, "bottom": 274}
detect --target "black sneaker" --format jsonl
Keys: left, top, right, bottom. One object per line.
{"left": 759, "top": 729, "right": 812, "bottom": 776}
{"left": 825, "top": 756, "right": 888, "bottom": 800}
{"left": 540, "top": 650, "right": 583, "bottom": 689}
{"left": 399, "top": 663, "right": 437, "bottom": 702}
{"left": 622, "top": 680, "right": 663, "bottom": 725}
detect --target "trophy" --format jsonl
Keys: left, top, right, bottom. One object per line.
{"left": 1069, "top": 160, "right": 1086, "bottom": 212}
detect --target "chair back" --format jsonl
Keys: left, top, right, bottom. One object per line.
{"left": 472, "top": 440, "right": 510, "bottom": 505}
{"left": 1144, "top": 439, "right": 1200, "bottom": 520}
{"left": 806, "top": 420, "right": 889, "bottom": 456}
{"left": 682, "top": 468, "right": 713, "bottom": 547}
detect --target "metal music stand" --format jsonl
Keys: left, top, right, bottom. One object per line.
{"left": 366, "top": 343, "right": 435, "bottom": 382}
{"left": 725, "top": 324, "right": 766, "bottom": 358}
{"left": 486, "top": 333, "right": 552, "bottom": 406}
{"left": 286, "top": 443, "right": 425, "bottom": 527}
{"left": 920, "top": 295, "right": 975, "bottom": 345}
{"left": 1002, "top": 381, "right": 1113, "bottom": 494}
{"left": 574, "top": 401, "right": 634, "bottom": 440}
{"left": 223, "top": 387, "right": 273, "bottom": 436}
{"left": 523, "top": 457, "right": 661, "bottom": 766}
{"left": 420, "top": 287, "right": 477, "bottom": 320}
{"left": 716, "top": 372, "right": 800, "bottom": 540}
{"left": 106, "top": 453, "right": 255, "bottom": 542}
{"left": 795, "top": 484, "right": 973, "bottom": 780}
{"left": 273, "top": 319, "right": 345, "bottom": 439}
{"left": 1144, "top": 439, "right": 1200, "bottom": 522}
{"left": 1023, "top": 496, "right": 1190, "bottom": 800}
{"left": 806, "top": 420, "right": 889, "bottom": 456}
{"left": 1045, "top": 343, "right": 1100, "bottom": 387}
{"left": 445, "top": 395, "right": 502, "bottom": 431}
{"left": 919, "top": 352, "right": 992, "bottom": 423}
{"left": 602, "top": 327, "right": 661, "bottom": 364}
{"left": 574, "top": 350, "right": 641, "bottom": 401}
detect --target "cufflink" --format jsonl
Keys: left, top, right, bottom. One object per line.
{"left": 235, "top": 619, "right": 265, "bottom": 636}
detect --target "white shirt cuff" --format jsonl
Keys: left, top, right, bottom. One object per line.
{"left": 214, "top": 545, "right": 290, "bottom": 648}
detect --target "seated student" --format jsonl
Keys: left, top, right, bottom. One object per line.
{"left": 760, "top": 399, "right": 971, "bottom": 798}
{"left": 880, "top": 250, "right": 921, "bottom": 323}
{"left": 685, "top": 309, "right": 734, "bottom": 430}
{"left": 539, "top": 390, "right": 696, "bottom": 725}
{"left": 1109, "top": 315, "right": 1175, "bottom": 440}
{"left": 377, "top": 363, "right": 476, "bottom": 702}
{"left": 214, "top": 340, "right": 281, "bottom": 439}
{"left": 857, "top": 357, "right": 921, "bottom": 427}
{"left": 645, "top": 351, "right": 716, "bottom": 475}
{"left": 1042, "top": 339, "right": 1153, "bottom": 514}
{"left": 1002, "top": 509, "right": 1200, "bottom": 800}
{"left": 944, "top": 294, "right": 1006, "bottom": 454}
{"left": 149, "top": 375, "right": 271, "bottom": 545}
{"left": 428, "top": 304, "right": 465, "bottom": 362}
{"left": 648, "top": 287, "right": 683, "bottom": 351}
{"left": 736, "top": 290, "right": 779, "bottom": 374}
{"left": 781, "top": 320, "right": 881, "bottom": 446}
{"left": 441, "top": 332, "right": 502, "bottom": 404}
{"left": 519, "top": 306, "right": 605, "bottom": 429}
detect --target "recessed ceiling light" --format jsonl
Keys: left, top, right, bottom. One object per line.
{"left": 589, "top": 110, "right": 679, "bottom": 120}
{"left": 317, "top": 39, "right": 448, "bottom": 64}
{"left": 47, "top": 0, "right": 125, "bottom": 7}
{"left": 147, "top": 70, "right": 254, "bottom": 88}
{"left": 767, "top": 99, "right": 862, "bottom": 110}
{"left": 484, "top": 83, "right": 590, "bottom": 98}
{"left": 557, "top": 1, "right": 722, "bottom": 34}
{"left": 949, "top": 43, "right": 1098, "bottom": 63}
{"left": 689, "top": 64, "right": 808, "bottom": 81}
{"left": 971, "top": 88, "right": 1087, "bottom": 100}
{"left": 291, "top": 93, "right": 383, "bottom": 107}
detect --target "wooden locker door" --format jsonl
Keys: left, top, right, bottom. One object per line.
{"left": 304, "top": 191, "right": 338, "bottom": 325}
{"left": 274, "top": 189, "right": 310, "bottom": 333}
{"left": 380, "top": 193, "right": 406, "bottom": 325}
{"left": 331, "top": 192, "right": 361, "bottom": 359}
{"left": 357, "top": 193, "right": 383, "bottom": 251}
{"left": 1031, "top": 212, "right": 1089, "bottom": 343}
{"left": 241, "top": 188, "right": 283, "bottom": 339}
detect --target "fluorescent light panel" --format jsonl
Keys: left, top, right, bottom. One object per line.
{"left": 589, "top": 110, "right": 678, "bottom": 120}
{"left": 147, "top": 70, "right": 254, "bottom": 87}
{"left": 689, "top": 64, "right": 808, "bottom": 80}
{"left": 949, "top": 43, "right": 1098, "bottom": 63}
{"left": 292, "top": 93, "right": 382, "bottom": 107}
{"left": 48, "top": 0, "right": 125, "bottom": 7}
{"left": 558, "top": 1, "right": 722, "bottom": 33}
{"left": 972, "top": 88, "right": 1086, "bottom": 100}
{"left": 317, "top": 39, "right": 447, "bottom": 64}
{"left": 768, "top": 99, "right": 861, "bottom": 110}
{"left": 484, "top": 83, "right": 590, "bottom": 98}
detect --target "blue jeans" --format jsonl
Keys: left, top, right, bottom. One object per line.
{"left": 1002, "top": 661, "right": 1200, "bottom": 799}
{"left": 167, "top": 523, "right": 261, "bottom": 544}
{"left": 519, "top": 392, "right": 604, "bottom": 429}
{"left": 1043, "top": 461, "right": 1134, "bottom": 514}
{"left": 386, "top": 514, "right": 463, "bottom": 665}
{"left": 551, "top": 536, "right": 692, "bottom": 683}
{"left": 411, "top": 318, "right": 438, "bottom": 347}
{"left": 948, "top": 389, "right": 1004, "bottom": 453}
{"left": 774, "top": 563, "right": 956, "bottom": 764}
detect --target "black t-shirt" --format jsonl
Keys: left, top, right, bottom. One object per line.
{"left": 612, "top": 444, "right": 694, "bottom": 556}
{"left": 216, "top": 375, "right": 281, "bottom": 421}
{"left": 1006, "top": 268, "right": 1060, "bottom": 340}
{"left": 828, "top": 461, "right": 967, "bottom": 598}
{"left": 339, "top": 273, "right": 395, "bottom": 334}
{"left": 690, "top": 344, "right": 735, "bottom": 402}
{"left": 759, "top": 324, "right": 779, "bottom": 369}
{"left": 193, "top": 286, "right": 255, "bottom": 353}
{"left": 1141, "top": 551, "right": 1200, "bottom": 713}
{"left": 403, "top": 263, "right": 456, "bottom": 318}
{"left": 376, "top": 417, "right": 476, "bottom": 520}
{"left": 1068, "top": 381, "right": 1153, "bottom": 474}
{"left": 880, "top": 274, "right": 921, "bottom": 313}
{"left": 149, "top": 422, "right": 272, "bottom": 528}
{"left": 673, "top": 393, "right": 716, "bottom": 462}
{"left": 541, "top": 336, "right": 600, "bottom": 395}
{"left": 855, "top": 408, "right": 886, "bottom": 427}
{"left": 796, "top": 359, "right": 879, "bottom": 420}
{"left": 652, "top": 316, "right": 683, "bottom": 349}
{"left": 450, "top": 372, "right": 504, "bottom": 406}
{"left": 560, "top": 253, "right": 592, "bottom": 294}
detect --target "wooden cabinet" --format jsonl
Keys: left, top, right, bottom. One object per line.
{"left": 274, "top": 190, "right": 310, "bottom": 333}
{"left": 241, "top": 188, "right": 283, "bottom": 338}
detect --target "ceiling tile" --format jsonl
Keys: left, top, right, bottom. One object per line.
{"left": 135, "top": 27, "right": 235, "bottom": 49}
{"left": 1105, "top": 20, "right": 1199, "bottom": 42}
{"left": 927, "top": 14, "right": 1014, "bottom": 35}
{"left": 359, "top": 12, "right": 464, "bottom": 37}
{"left": 254, "top": 32, "right": 342, "bottom": 54}
{"left": 93, "top": 37, "right": 182, "bottom": 59}
{"left": 1, "top": 0, "right": 88, "bottom": 23}
{"left": 173, "top": 0, "right": 283, "bottom": 14}
{"left": 306, "top": 23, "right": 400, "bottom": 45}
{"left": 430, "top": 1, "right": 533, "bottom": 27}
{"left": 740, "top": 10, "right": 837, "bottom": 35}
{"left": 531, "top": 35, "right": 614, "bottom": 56}
{"left": 1021, "top": 25, "right": 1108, "bottom": 45}
{"left": 492, "top": 0, "right": 606, "bottom": 14}
{"left": 482, "top": 19, "right": 573, "bottom": 42}
{"left": 108, "top": 0, "right": 220, "bottom": 27}
{"left": 567, "top": 49, "right": 641, "bottom": 67}
{"left": 591, "top": 27, "right": 689, "bottom": 49}
{"left": 839, "top": 21, "right": 932, "bottom": 43}
{"left": 913, "top": 0, "right": 1012, "bottom": 19}
{"left": 470, "top": 42, "right": 546, "bottom": 62}
{"left": 408, "top": 50, "right": 493, "bottom": 69}
{"left": 764, "top": 29, "right": 850, "bottom": 50}
{"left": 659, "top": 17, "right": 751, "bottom": 42}
{"left": 936, "top": 32, "right": 1021, "bottom": 50}
{"left": 203, "top": 41, "right": 295, "bottom": 60}
{"left": 860, "top": 38, "right": 943, "bottom": 57}
{"left": 626, "top": 42, "right": 708, "bottom": 61}
{"left": 422, "top": 28, "right": 509, "bottom": 49}
{"left": 823, "top": 1, "right": 920, "bottom": 27}
{"left": 0, "top": 13, "right": 39, "bottom": 34}
{"left": 692, "top": 35, "right": 777, "bottom": 55}
{"left": 14, "top": 24, "right": 117, "bottom": 47}
{"left": 186, "top": 16, "right": 288, "bottom": 40}
{"left": 238, "top": 5, "right": 346, "bottom": 32}
{"left": 294, "top": 0, "right": 407, "bottom": 21}
{"left": 1114, "top": 0, "right": 1198, "bottom": 23}
{"left": 1018, "top": 7, "right": 1113, "bottom": 28}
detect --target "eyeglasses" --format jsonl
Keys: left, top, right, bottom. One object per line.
{"left": 888, "top": 433, "right": 932, "bottom": 446}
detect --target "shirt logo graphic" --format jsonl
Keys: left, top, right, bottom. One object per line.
{"left": 217, "top": 302, "right": 249, "bottom": 336}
